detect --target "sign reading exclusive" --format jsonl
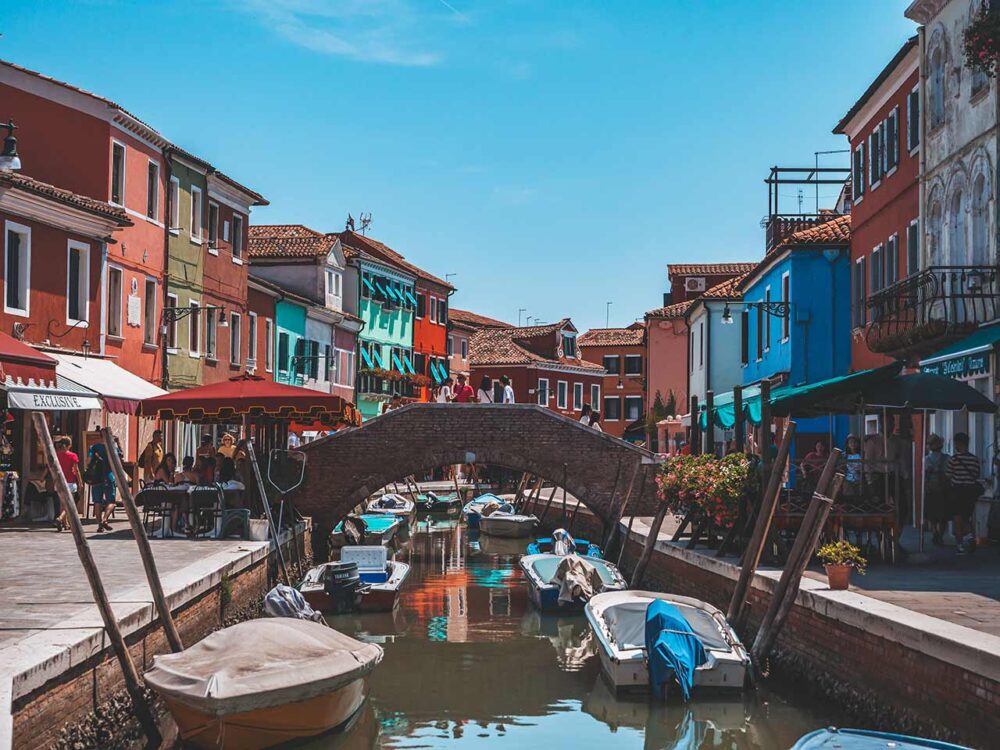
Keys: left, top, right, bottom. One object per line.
{"left": 5, "top": 389, "right": 102, "bottom": 411}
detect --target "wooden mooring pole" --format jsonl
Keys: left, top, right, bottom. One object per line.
{"left": 100, "top": 427, "right": 183, "bottom": 654}
{"left": 726, "top": 420, "right": 795, "bottom": 631}
{"left": 604, "top": 463, "right": 640, "bottom": 552}
{"left": 33, "top": 414, "right": 162, "bottom": 745}
{"left": 616, "top": 473, "right": 646, "bottom": 568}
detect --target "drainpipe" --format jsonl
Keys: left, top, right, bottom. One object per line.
{"left": 704, "top": 305, "right": 712, "bottom": 447}
{"left": 918, "top": 25, "right": 927, "bottom": 273}
{"left": 161, "top": 148, "right": 173, "bottom": 390}
{"left": 98, "top": 242, "right": 108, "bottom": 356}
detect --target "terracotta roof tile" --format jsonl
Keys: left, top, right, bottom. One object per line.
{"left": 667, "top": 263, "right": 756, "bottom": 278}
{"left": 701, "top": 273, "right": 748, "bottom": 299}
{"left": 470, "top": 320, "right": 603, "bottom": 370}
{"left": 578, "top": 327, "right": 644, "bottom": 347}
{"left": 782, "top": 214, "right": 851, "bottom": 246}
{"left": 449, "top": 308, "right": 512, "bottom": 329}
{"left": 0, "top": 172, "right": 131, "bottom": 225}
{"left": 644, "top": 300, "right": 692, "bottom": 319}
{"left": 248, "top": 224, "right": 337, "bottom": 259}
{"left": 339, "top": 231, "right": 453, "bottom": 290}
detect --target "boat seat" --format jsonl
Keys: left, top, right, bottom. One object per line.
{"left": 358, "top": 570, "right": 390, "bottom": 584}
{"left": 602, "top": 600, "right": 729, "bottom": 651}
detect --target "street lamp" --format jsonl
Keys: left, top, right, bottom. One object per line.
{"left": 0, "top": 120, "right": 21, "bottom": 171}
{"left": 720, "top": 300, "right": 792, "bottom": 325}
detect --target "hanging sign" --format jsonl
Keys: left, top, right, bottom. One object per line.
{"left": 921, "top": 351, "right": 991, "bottom": 379}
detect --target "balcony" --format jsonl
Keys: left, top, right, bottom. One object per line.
{"left": 865, "top": 265, "right": 999, "bottom": 361}
{"left": 358, "top": 374, "right": 415, "bottom": 399}
{"left": 765, "top": 214, "right": 835, "bottom": 252}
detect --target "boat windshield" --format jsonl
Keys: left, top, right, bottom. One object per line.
{"left": 601, "top": 600, "right": 729, "bottom": 651}
{"left": 531, "top": 556, "right": 617, "bottom": 585}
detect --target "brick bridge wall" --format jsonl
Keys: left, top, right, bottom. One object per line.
{"left": 297, "top": 403, "right": 661, "bottom": 531}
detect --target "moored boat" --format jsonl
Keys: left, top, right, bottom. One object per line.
{"left": 415, "top": 490, "right": 462, "bottom": 516}
{"left": 527, "top": 528, "right": 603, "bottom": 558}
{"left": 329, "top": 514, "right": 403, "bottom": 554}
{"left": 341, "top": 546, "right": 411, "bottom": 612}
{"left": 366, "top": 493, "right": 416, "bottom": 521}
{"left": 479, "top": 504, "right": 538, "bottom": 538}
{"left": 791, "top": 728, "right": 973, "bottom": 750}
{"left": 298, "top": 560, "right": 367, "bottom": 614}
{"left": 144, "top": 618, "right": 383, "bottom": 750}
{"left": 463, "top": 493, "right": 506, "bottom": 528}
{"left": 519, "top": 553, "right": 626, "bottom": 611}
{"left": 584, "top": 590, "right": 749, "bottom": 696}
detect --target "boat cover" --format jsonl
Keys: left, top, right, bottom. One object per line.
{"left": 373, "top": 494, "right": 407, "bottom": 509}
{"left": 551, "top": 555, "right": 605, "bottom": 605}
{"left": 645, "top": 600, "right": 707, "bottom": 701}
{"left": 263, "top": 584, "right": 323, "bottom": 622}
{"left": 602, "top": 599, "right": 729, "bottom": 651}
{"left": 144, "top": 619, "right": 383, "bottom": 716}
{"left": 552, "top": 528, "right": 576, "bottom": 556}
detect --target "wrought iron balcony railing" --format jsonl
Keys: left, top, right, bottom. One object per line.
{"left": 865, "top": 265, "right": 999, "bottom": 359}
{"left": 765, "top": 214, "right": 835, "bottom": 252}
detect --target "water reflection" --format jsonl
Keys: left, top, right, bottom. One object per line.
{"left": 311, "top": 522, "right": 839, "bottom": 749}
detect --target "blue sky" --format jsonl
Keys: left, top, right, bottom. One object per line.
{"left": 2, "top": 1, "right": 915, "bottom": 330}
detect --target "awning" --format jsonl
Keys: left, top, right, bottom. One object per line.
{"left": 405, "top": 290, "right": 418, "bottom": 306}
{"left": 863, "top": 372, "right": 997, "bottom": 413}
{"left": 374, "top": 281, "right": 388, "bottom": 298}
{"left": 403, "top": 353, "right": 416, "bottom": 375}
{"left": 391, "top": 352, "right": 405, "bottom": 373}
{"left": 0, "top": 332, "right": 58, "bottom": 385}
{"left": 769, "top": 362, "right": 903, "bottom": 417}
{"left": 4, "top": 373, "right": 101, "bottom": 411}
{"left": 52, "top": 353, "right": 166, "bottom": 414}
{"left": 371, "top": 348, "right": 386, "bottom": 369}
{"left": 919, "top": 322, "right": 1000, "bottom": 378}
{"left": 362, "top": 277, "right": 376, "bottom": 295}
{"left": 385, "top": 286, "right": 400, "bottom": 301}
{"left": 360, "top": 348, "right": 374, "bottom": 369}
{"left": 429, "top": 361, "right": 443, "bottom": 384}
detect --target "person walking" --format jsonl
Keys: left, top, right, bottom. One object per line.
{"left": 923, "top": 434, "right": 950, "bottom": 546}
{"left": 946, "top": 432, "right": 982, "bottom": 554}
{"left": 139, "top": 429, "right": 164, "bottom": 482}
{"left": 452, "top": 373, "right": 474, "bottom": 403}
{"left": 84, "top": 442, "right": 116, "bottom": 533}
{"left": 52, "top": 436, "right": 80, "bottom": 532}
{"left": 500, "top": 375, "right": 515, "bottom": 404}
{"left": 477, "top": 375, "right": 494, "bottom": 403}
{"left": 435, "top": 377, "right": 453, "bottom": 403}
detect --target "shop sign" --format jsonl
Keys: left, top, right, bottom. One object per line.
{"left": 921, "top": 351, "right": 991, "bottom": 379}
{"left": 5, "top": 390, "right": 102, "bottom": 411}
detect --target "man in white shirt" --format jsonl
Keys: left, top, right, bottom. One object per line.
{"left": 500, "top": 375, "right": 515, "bottom": 404}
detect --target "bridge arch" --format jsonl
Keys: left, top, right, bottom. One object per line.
{"left": 296, "top": 403, "right": 662, "bottom": 532}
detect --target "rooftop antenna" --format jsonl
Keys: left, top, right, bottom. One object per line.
{"left": 606, "top": 301, "right": 613, "bottom": 328}
{"left": 345, "top": 214, "right": 355, "bottom": 232}
{"left": 814, "top": 149, "right": 850, "bottom": 212}
{"left": 797, "top": 189, "right": 803, "bottom": 214}
{"left": 359, "top": 212, "right": 372, "bottom": 235}
{"left": 518, "top": 308, "right": 526, "bottom": 326}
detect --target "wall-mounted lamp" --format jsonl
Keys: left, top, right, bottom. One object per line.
{"left": 0, "top": 120, "right": 21, "bottom": 171}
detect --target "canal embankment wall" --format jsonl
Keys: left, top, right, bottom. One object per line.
{"left": 5, "top": 525, "right": 310, "bottom": 750}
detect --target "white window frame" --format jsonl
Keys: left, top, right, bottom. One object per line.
{"left": 229, "top": 312, "right": 241, "bottom": 366}
{"left": 207, "top": 201, "right": 220, "bottom": 255}
{"left": 146, "top": 159, "right": 160, "bottom": 220}
{"left": 110, "top": 139, "right": 126, "bottom": 207}
{"left": 264, "top": 318, "right": 274, "bottom": 372}
{"left": 624, "top": 354, "right": 642, "bottom": 376}
{"left": 907, "top": 218, "right": 921, "bottom": 275}
{"left": 852, "top": 142, "right": 865, "bottom": 202}
{"left": 4, "top": 221, "right": 30, "bottom": 318}
{"left": 591, "top": 383, "right": 600, "bottom": 409}
{"left": 188, "top": 299, "right": 201, "bottom": 357}
{"left": 537, "top": 377, "right": 549, "bottom": 406}
{"left": 166, "top": 293, "right": 179, "bottom": 351}
{"left": 325, "top": 268, "right": 342, "bottom": 309}
{"left": 190, "top": 186, "right": 203, "bottom": 244}
{"left": 447, "top": 336, "right": 454, "bottom": 357}
{"left": 907, "top": 84, "right": 920, "bottom": 154}
{"left": 573, "top": 382, "right": 584, "bottom": 411}
{"left": 557, "top": 380, "right": 568, "bottom": 410}
{"left": 143, "top": 277, "right": 157, "bottom": 346}
{"left": 603, "top": 395, "right": 621, "bottom": 422}
{"left": 603, "top": 354, "right": 620, "bottom": 374}
{"left": 461, "top": 337, "right": 468, "bottom": 359}
{"left": 624, "top": 395, "right": 643, "bottom": 422}
{"left": 781, "top": 271, "right": 790, "bottom": 342}
{"left": 106, "top": 264, "right": 123, "bottom": 338}
{"left": 871, "top": 244, "right": 883, "bottom": 294}
{"left": 232, "top": 214, "right": 244, "bottom": 262}
{"left": 247, "top": 311, "right": 258, "bottom": 366}
{"left": 65, "top": 239, "right": 89, "bottom": 326}
{"left": 429, "top": 296, "right": 438, "bottom": 324}
{"left": 168, "top": 176, "right": 180, "bottom": 234}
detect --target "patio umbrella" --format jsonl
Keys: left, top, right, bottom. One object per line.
{"left": 138, "top": 373, "right": 362, "bottom": 425}
{"left": 862, "top": 372, "right": 998, "bottom": 412}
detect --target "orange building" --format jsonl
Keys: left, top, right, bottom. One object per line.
{"left": 578, "top": 324, "right": 645, "bottom": 439}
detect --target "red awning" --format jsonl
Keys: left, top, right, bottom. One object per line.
{"left": 0, "top": 333, "right": 57, "bottom": 387}
{"left": 139, "top": 373, "right": 362, "bottom": 425}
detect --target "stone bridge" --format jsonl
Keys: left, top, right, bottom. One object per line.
{"left": 296, "top": 403, "right": 662, "bottom": 534}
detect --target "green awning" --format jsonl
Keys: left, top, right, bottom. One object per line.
{"left": 405, "top": 290, "right": 418, "bottom": 306}
{"left": 403, "top": 353, "right": 416, "bottom": 375}
{"left": 920, "top": 321, "right": 1000, "bottom": 378}
{"left": 374, "top": 281, "right": 388, "bottom": 298}
{"left": 360, "top": 348, "right": 374, "bottom": 368}
{"left": 385, "top": 286, "right": 400, "bottom": 301}
{"left": 391, "top": 353, "right": 405, "bottom": 373}
{"left": 864, "top": 372, "right": 997, "bottom": 413}
{"left": 372, "top": 348, "right": 386, "bottom": 369}
{"left": 429, "top": 361, "right": 443, "bottom": 384}
{"left": 769, "top": 362, "right": 903, "bottom": 417}
{"left": 362, "top": 277, "right": 376, "bottom": 295}
{"left": 698, "top": 383, "right": 787, "bottom": 429}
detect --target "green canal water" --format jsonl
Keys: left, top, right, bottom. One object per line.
{"left": 312, "top": 520, "right": 845, "bottom": 750}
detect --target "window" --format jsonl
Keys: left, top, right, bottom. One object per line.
{"left": 190, "top": 186, "right": 203, "bottom": 242}
{"left": 106, "top": 266, "right": 123, "bottom": 337}
{"left": 208, "top": 202, "right": 219, "bottom": 249}
{"left": 325, "top": 268, "right": 342, "bottom": 308}
{"left": 146, "top": 161, "right": 159, "bottom": 219}
{"left": 907, "top": 86, "right": 920, "bottom": 152}
{"left": 557, "top": 381, "right": 568, "bottom": 409}
{"left": 229, "top": 313, "right": 241, "bottom": 366}
{"left": 950, "top": 188, "right": 968, "bottom": 264}
{"left": 66, "top": 240, "right": 89, "bottom": 324}
{"left": 755, "top": 303, "right": 763, "bottom": 360}
{"left": 232, "top": 214, "right": 244, "bottom": 259}
{"left": 972, "top": 172, "right": 990, "bottom": 265}
{"left": 870, "top": 245, "right": 883, "bottom": 294}
{"left": 429, "top": 296, "right": 437, "bottom": 323}
{"left": 144, "top": 278, "right": 157, "bottom": 345}
{"left": 573, "top": 382, "right": 584, "bottom": 411}
{"left": 699, "top": 322, "right": 704, "bottom": 365}
{"left": 561, "top": 333, "right": 576, "bottom": 357}
{"left": 590, "top": 383, "right": 600, "bottom": 409}
{"left": 603, "top": 354, "right": 620, "bottom": 374}
{"left": 166, "top": 293, "right": 178, "bottom": 349}
{"left": 265, "top": 318, "right": 274, "bottom": 372}
{"left": 111, "top": 141, "right": 125, "bottom": 205}
{"left": 885, "top": 107, "right": 899, "bottom": 172}
{"left": 624, "top": 354, "right": 642, "bottom": 375}
{"left": 447, "top": 336, "right": 454, "bottom": 356}
{"left": 416, "top": 293, "right": 426, "bottom": 318}
{"left": 907, "top": 220, "right": 920, "bottom": 275}
{"left": 461, "top": 338, "right": 468, "bottom": 359}
{"left": 886, "top": 234, "right": 899, "bottom": 287}
{"left": 4, "top": 223, "right": 30, "bottom": 316}
{"left": 205, "top": 307, "right": 217, "bottom": 359}
{"left": 537, "top": 378, "right": 549, "bottom": 406}
{"left": 278, "top": 332, "right": 290, "bottom": 373}
{"left": 624, "top": 395, "right": 643, "bottom": 422}
{"left": 740, "top": 309, "right": 749, "bottom": 365}
{"left": 247, "top": 312, "right": 258, "bottom": 365}
{"left": 764, "top": 287, "right": 771, "bottom": 350}
{"left": 169, "top": 177, "right": 180, "bottom": 231}
{"left": 603, "top": 395, "right": 621, "bottom": 421}
{"left": 868, "top": 128, "right": 883, "bottom": 186}
{"left": 438, "top": 297, "right": 447, "bottom": 325}
{"left": 324, "top": 344, "right": 332, "bottom": 381}
{"left": 781, "top": 273, "right": 790, "bottom": 341}
{"left": 852, "top": 143, "right": 865, "bottom": 199}
{"left": 930, "top": 43, "right": 945, "bottom": 128}
{"left": 188, "top": 300, "right": 200, "bottom": 354}
{"left": 853, "top": 257, "right": 867, "bottom": 329}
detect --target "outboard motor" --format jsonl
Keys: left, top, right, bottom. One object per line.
{"left": 423, "top": 491, "right": 439, "bottom": 510}
{"left": 342, "top": 514, "right": 368, "bottom": 545}
{"left": 552, "top": 528, "right": 577, "bottom": 556}
{"left": 321, "top": 560, "right": 365, "bottom": 614}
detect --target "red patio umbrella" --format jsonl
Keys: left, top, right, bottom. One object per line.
{"left": 138, "top": 373, "right": 361, "bottom": 426}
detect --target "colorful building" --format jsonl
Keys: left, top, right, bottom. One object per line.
{"left": 469, "top": 319, "right": 604, "bottom": 417}
{"left": 643, "top": 300, "right": 691, "bottom": 446}
{"left": 578, "top": 325, "right": 645, "bottom": 439}
{"left": 448, "top": 308, "right": 511, "bottom": 381}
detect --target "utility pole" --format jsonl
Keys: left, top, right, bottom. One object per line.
{"left": 606, "top": 301, "right": 612, "bottom": 328}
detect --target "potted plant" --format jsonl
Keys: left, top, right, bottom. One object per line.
{"left": 817, "top": 541, "right": 867, "bottom": 590}
{"left": 964, "top": 2, "right": 1000, "bottom": 78}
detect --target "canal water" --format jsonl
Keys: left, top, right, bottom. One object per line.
{"left": 314, "top": 519, "right": 844, "bottom": 750}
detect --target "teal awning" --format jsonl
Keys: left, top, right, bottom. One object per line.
{"left": 362, "top": 277, "right": 376, "bottom": 295}
{"left": 360, "top": 348, "right": 374, "bottom": 368}
{"left": 374, "top": 281, "right": 388, "bottom": 298}
{"left": 403, "top": 353, "right": 416, "bottom": 374}
{"left": 385, "top": 286, "right": 400, "bottom": 301}
{"left": 429, "top": 361, "right": 443, "bottom": 383}
{"left": 920, "top": 322, "right": 1000, "bottom": 378}
{"left": 698, "top": 384, "right": 771, "bottom": 429}
{"left": 405, "top": 290, "right": 418, "bottom": 306}
{"left": 372, "top": 348, "right": 386, "bottom": 369}
{"left": 391, "top": 353, "right": 405, "bottom": 373}
{"left": 769, "top": 362, "right": 902, "bottom": 417}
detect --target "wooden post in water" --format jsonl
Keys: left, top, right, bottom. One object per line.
{"left": 734, "top": 385, "right": 744, "bottom": 454}
{"left": 758, "top": 380, "right": 772, "bottom": 486}
{"left": 727, "top": 420, "right": 795, "bottom": 631}
{"left": 33, "top": 414, "right": 161, "bottom": 745}
{"left": 703, "top": 390, "right": 714, "bottom": 455}
{"left": 538, "top": 482, "right": 558, "bottom": 525}
{"left": 629, "top": 501, "right": 668, "bottom": 588}
{"left": 616, "top": 473, "right": 646, "bottom": 567}
{"left": 604, "top": 463, "right": 640, "bottom": 551}
{"left": 100, "top": 427, "right": 183, "bottom": 654}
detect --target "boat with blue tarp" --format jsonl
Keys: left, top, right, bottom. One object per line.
{"left": 527, "top": 528, "right": 603, "bottom": 558}
{"left": 791, "top": 728, "right": 973, "bottom": 750}
{"left": 519, "top": 553, "right": 626, "bottom": 611}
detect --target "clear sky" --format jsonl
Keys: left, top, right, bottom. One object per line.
{"left": 2, "top": 1, "right": 916, "bottom": 331}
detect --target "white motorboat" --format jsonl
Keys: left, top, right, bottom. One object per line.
{"left": 366, "top": 493, "right": 416, "bottom": 521}
{"left": 585, "top": 590, "right": 749, "bottom": 695}
{"left": 519, "top": 553, "right": 627, "bottom": 611}
{"left": 342, "top": 546, "right": 411, "bottom": 612}
{"left": 478, "top": 503, "right": 538, "bottom": 538}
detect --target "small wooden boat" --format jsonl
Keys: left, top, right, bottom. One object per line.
{"left": 366, "top": 493, "right": 416, "bottom": 521}
{"left": 341, "top": 546, "right": 410, "bottom": 612}
{"left": 791, "top": 728, "right": 973, "bottom": 750}
{"left": 298, "top": 560, "right": 367, "bottom": 614}
{"left": 519, "top": 553, "right": 626, "bottom": 612}
{"left": 527, "top": 528, "right": 603, "bottom": 558}
{"left": 329, "top": 514, "right": 402, "bottom": 553}
{"left": 585, "top": 590, "right": 749, "bottom": 695}
{"left": 463, "top": 493, "right": 505, "bottom": 529}
{"left": 144, "top": 618, "right": 383, "bottom": 750}
{"left": 479, "top": 505, "right": 538, "bottom": 538}
{"left": 415, "top": 491, "right": 462, "bottom": 516}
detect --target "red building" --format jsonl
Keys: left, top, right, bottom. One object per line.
{"left": 448, "top": 308, "right": 511, "bottom": 381}
{"left": 247, "top": 277, "right": 278, "bottom": 380}
{"left": 469, "top": 319, "right": 604, "bottom": 417}
{"left": 666, "top": 263, "right": 757, "bottom": 306}
{"left": 834, "top": 36, "right": 920, "bottom": 371}
{"left": 578, "top": 325, "right": 645, "bottom": 439}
